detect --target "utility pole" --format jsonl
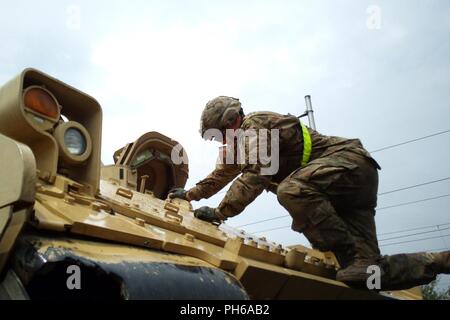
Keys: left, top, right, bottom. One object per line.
{"left": 298, "top": 95, "right": 317, "bottom": 130}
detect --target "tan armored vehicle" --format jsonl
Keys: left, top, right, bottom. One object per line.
{"left": 0, "top": 68, "right": 421, "bottom": 299}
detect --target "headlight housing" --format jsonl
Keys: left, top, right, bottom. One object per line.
{"left": 54, "top": 121, "right": 92, "bottom": 164}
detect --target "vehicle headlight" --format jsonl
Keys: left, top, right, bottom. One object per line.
{"left": 54, "top": 121, "right": 92, "bottom": 164}
{"left": 64, "top": 128, "right": 87, "bottom": 155}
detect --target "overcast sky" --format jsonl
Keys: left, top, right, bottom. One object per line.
{"left": 1, "top": 0, "right": 449, "bottom": 288}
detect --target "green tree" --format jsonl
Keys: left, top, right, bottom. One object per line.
{"left": 421, "top": 277, "right": 450, "bottom": 300}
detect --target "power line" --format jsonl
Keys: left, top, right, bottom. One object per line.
{"left": 379, "top": 222, "right": 450, "bottom": 236}
{"left": 252, "top": 225, "right": 290, "bottom": 234}
{"left": 379, "top": 227, "right": 450, "bottom": 242}
{"left": 237, "top": 214, "right": 288, "bottom": 228}
{"left": 370, "top": 129, "right": 450, "bottom": 153}
{"left": 238, "top": 192, "right": 450, "bottom": 228}
{"left": 380, "top": 234, "right": 450, "bottom": 247}
{"left": 252, "top": 222, "right": 450, "bottom": 240}
{"left": 377, "top": 194, "right": 450, "bottom": 213}
{"left": 424, "top": 246, "right": 450, "bottom": 252}
{"left": 378, "top": 177, "right": 450, "bottom": 196}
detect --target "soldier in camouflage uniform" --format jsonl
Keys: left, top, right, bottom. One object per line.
{"left": 169, "top": 96, "right": 450, "bottom": 291}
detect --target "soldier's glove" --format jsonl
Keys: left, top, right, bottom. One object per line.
{"left": 168, "top": 188, "right": 188, "bottom": 200}
{"left": 194, "top": 206, "right": 224, "bottom": 224}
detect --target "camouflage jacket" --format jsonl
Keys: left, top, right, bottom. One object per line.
{"left": 187, "top": 111, "right": 379, "bottom": 218}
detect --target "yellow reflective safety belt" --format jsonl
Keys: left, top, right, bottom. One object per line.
{"left": 301, "top": 122, "right": 312, "bottom": 167}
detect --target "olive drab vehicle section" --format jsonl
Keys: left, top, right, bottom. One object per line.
{"left": 0, "top": 68, "right": 422, "bottom": 300}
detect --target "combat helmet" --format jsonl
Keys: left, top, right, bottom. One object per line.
{"left": 199, "top": 96, "right": 243, "bottom": 139}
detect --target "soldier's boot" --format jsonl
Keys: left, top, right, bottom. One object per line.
{"left": 431, "top": 250, "right": 450, "bottom": 274}
{"left": 336, "top": 255, "right": 384, "bottom": 286}
{"left": 336, "top": 251, "right": 450, "bottom": 289}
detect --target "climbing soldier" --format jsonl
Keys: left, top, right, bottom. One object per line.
{"left": 169, "top": 96, "right": 450, "bottom": 290}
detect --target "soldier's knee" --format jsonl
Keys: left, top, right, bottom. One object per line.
{"left": 276, "top": 181, "right": 296, "bottom": 207}
{"left": 277, "top": 179, "right": 313, "bottom": 207}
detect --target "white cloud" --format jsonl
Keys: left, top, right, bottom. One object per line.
{"left": 89, "top": 17, "right": 312, "bottom": 170}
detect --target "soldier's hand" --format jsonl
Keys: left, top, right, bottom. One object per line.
{"left": 194, "top": 206, "right": 222, "bottom": 224}
{"left": 168, "top": 188, "right": 188, "bottom": 200}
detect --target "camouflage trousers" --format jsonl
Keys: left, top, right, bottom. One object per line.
{"left": 276, "top": 150, "right": 438, "bottom": 290}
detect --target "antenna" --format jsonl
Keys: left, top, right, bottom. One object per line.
{"left": 298, "top": 95, "right": 317, "bottom": 130}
